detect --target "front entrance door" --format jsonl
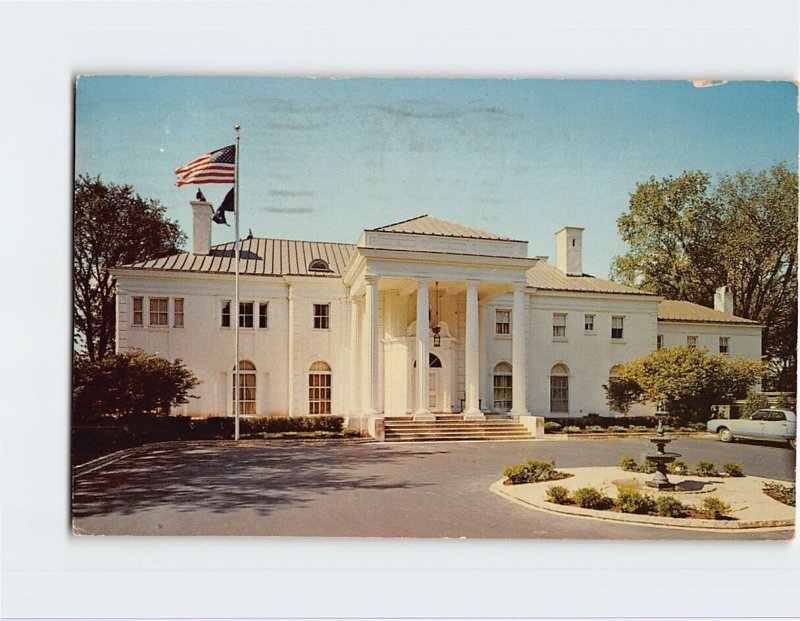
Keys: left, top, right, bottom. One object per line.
{"left": 428, "top": 370, "right": 439, "bottom": 410}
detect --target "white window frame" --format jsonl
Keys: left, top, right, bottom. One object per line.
{"left": 132, "top": 296, "right": 143, "bottom": 326}
{"left": 221, "top": 300, "right": 231, "bottom": 328}
{"left": 492, "top": 362, "right": 513, "bottom": 412}
{"left": 149, "top": 297, "right": 168, "bottom": 327}
{"left": 308, "top": 361, "right": 332, "bottom": 414}
{"left": 495, "top": 309, "right": 511, "bottom": 336}
{"left": 239, "top": 301, "right": 254, "bottom": 328}
{"left": 611, "top": 315, "right": 624, "bottom": 340}
{"left": 719, "top": 336, "right": 730, "bottom": 355}
{"left": 553, "top": 313, "right": 567, "bottom": 339}
{"left": 173, "top": 298, "right": 184, "bottom": 328}
{"left": 313, "top": 303, "right": 330, "bottom": 330}
{"left": 656, "top": 334, "right": 664, "bottom": 350}
{"left": 687, "top": 335, "right": 698, "bottom": 348}
{"left": 232, "top": 360, "right": 256, "bottom": 416}
{"left": 584, "top": 314, "right": 595, "bottom": 332}
{"left": 259, "top": 302, "right": 269, "bottom": 329}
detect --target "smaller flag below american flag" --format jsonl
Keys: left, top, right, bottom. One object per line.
{"left": 175, "top": 144, "right": 236, "bottom": 187}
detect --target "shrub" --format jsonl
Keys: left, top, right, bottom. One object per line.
{"left": 618, "top": 456, "right": 639, "bottom": 472}
{"left": 609, "top": 425, "right": 627, "bottom": 433}
{"left": 545, "top": 485, "right": 571, "bottom": 504}
{"left": 573, "top": 487, "right": 612, "bottom": 510}
{"left": 638, "top": 460, "right": 657, "bottom": 474}
{"left": 503, "top": 459, "right": 561, "bottom": 485}
{"left": 700, "top": 496, "right": 732, "bottom": 519}
{"left": 544, "top": 421, "right": 562, "bottom": 433}
{"left": 615, "top": 488, "right": 656, "bottom": 514}
{"left": 762, "top": 482, "right": 796, "bottom": 507}
{"left": 629, "top": 425, "right": 648, "bottom": 432}
{"left": 722, "top": 462, "right": 745, "bottom": 477}
{"left": 655, "top": 496, "right": 687, "bottom": 517}
{"left": 563, "top": 425, "right": 582, "bottom": 434}
{"left": 586, "top": 425, "right": 604, "bottom": 433}
{"left": 694, "top": 460, "right": 717, "bottom": 476}
{"left": 742, "top": 388, "right": 770, "bottom": 419}
{"left": 667, "top": 460, "right": 689, "bottom": 475}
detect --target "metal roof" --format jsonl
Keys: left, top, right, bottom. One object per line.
{"left": 370, "top": 214, "right": 513, "bottom": 241}
{"left": 525, "top": 261, "right": 654, "bottom": 296}
{"left": 657, "top": 300, "right": 758, "bottom": 325}
{"left": 120, "top": 238, "right": 356, "bottom": 277}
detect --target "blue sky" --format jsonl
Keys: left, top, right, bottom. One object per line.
{"left": 75, "top": 77, "right": 797, "bottom": 277}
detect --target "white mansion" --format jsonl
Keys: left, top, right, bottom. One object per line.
{"left": 111, "top": 201, "right": 762, "bottom": 436}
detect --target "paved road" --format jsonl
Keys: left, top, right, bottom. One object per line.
{"left": 72, "top": 437, "right": 796, "bottom": 539}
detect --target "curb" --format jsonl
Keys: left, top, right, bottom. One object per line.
{"left": 490, "top": 479, "right": 796, "bottom": 531}
{"left": 540, "top": 432, "right": 712, "bottom": 441}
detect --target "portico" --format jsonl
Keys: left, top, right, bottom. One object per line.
{"left": 342, "top": 215, "right": 536, "bottom": 422}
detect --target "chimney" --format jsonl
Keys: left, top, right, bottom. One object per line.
{"left": 191, "top": 200, "right": 213, "bottom": 255}
{"left": 714, "top": 285, "right": 734, "bottom": 315}
{"left": 555, "top": 227, "right": 584, "bottom": 276}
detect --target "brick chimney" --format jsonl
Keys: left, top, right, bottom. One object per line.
{"left": 555, "top": 227, "right": 584, "bottom": 276}
{"left": 191, "top": 200, "right": 213, "bottom": 255}
{"left": 714, "top": 285, "right": 733, "bottom": 314}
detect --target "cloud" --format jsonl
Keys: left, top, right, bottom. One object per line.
{"left": 358, "top": 99, "right": 521, "bottom": 121}
{"left": 262, "top": 206, "right": 314, "bottom": 214}
{"left": 269, "top": 189, "right": 315, "bottom": 197}
{"left": 269, "top": 121, "right": 326, "bottom": 131}
{"left": 691, "top": 80, "right": 729, "bottom": 88}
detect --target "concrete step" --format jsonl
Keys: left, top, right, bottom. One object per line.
{"left": 383, "top": 416, "right": 534, "bottom": 442}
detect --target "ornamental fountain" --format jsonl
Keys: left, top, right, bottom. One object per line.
{"left": 644, "top": 408, "right": 681, "bottom": 490}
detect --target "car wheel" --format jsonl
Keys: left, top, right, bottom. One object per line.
{"left": 718, "top": 428, "right": 733, "bottom": 443}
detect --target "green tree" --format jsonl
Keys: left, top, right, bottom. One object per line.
{"left": 604, "top": 346, "right": 762, "bottom": 423}
{"left": 74, "top": 175, "right": 186, "bottom": 361}
{"left": 73, "top": 350, "right": 200, "bottom": 421}
{"left": 611, "top": 164, "right": 798, "bottom": 391}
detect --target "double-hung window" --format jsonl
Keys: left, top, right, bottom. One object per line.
{"left": 239, "top": 302, "right": 254, "bottom": 328}
{"left": 313, "top": 303, "right": 330, "bottom": 330}
{"left": 221, "top": 300, "right": 231, "bottom": 328}
{"left": 656, "top": 334, "right": 664, "bottom": 350}
{"left": 495, "top": 309, "right": 510, "bottom": 335}
{"left": 132, "top": 297, "right": 144, "bottom": 326}
{"left": 687, "top": 335, "right": 698, "bottom": 348}
{"left": 553, "top": 313, "right": 567, "bottom": 338}
{"left": 584, "top": 314, "right": 595, "bottom": 332}
{"left": 611, "top": 316, "right": 624, "bottom": 340}
{"left": 719, "top": 336, "right": 730, "bottom": 355}
{"left": 173, "top": 298, "right": 184, "bottom": 327}
{"left": 149, "top": 298, "right": 168, "bottom": 326}
{"left": 259, "top": 302, "right": 269, "bottom": 329}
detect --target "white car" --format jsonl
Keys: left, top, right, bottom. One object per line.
{"left": 707, "top": 409, "right": 797, "bottom": 449}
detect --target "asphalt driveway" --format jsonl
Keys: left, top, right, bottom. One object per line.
{"left": 72, "top": 437, "right": 796, "bottom": 539}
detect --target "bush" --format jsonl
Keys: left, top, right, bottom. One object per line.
{"left": 544, "top": 421, "right": 562, "bottom": 433}
{"left": 615, "top": 487, "right": 656, "bottom": 514}
{"left": 694, "top": 460, "right": 717, "bottom": 476}
{"left": 503, "top": 459, "right": 562, "bottom": 485}
{"left": 762, "top": 482, "right": 796, "bottom": 506}
{"left": 629, "top": 425, "right": 648, "bottom": 432}
{"left": 586, "top": 425, "right": 604, "bottom": 433}
{"left": 573, "top": 487, "right": 612, "bottom": 510}
{"left": 638, "top": 460, "right": 657, "bottom": 474}
{"left": 618, "top": 456, "right": 639, "bottom": 472}
{"left": 545, "top": 485, "right": 571, "bottom": 504}
{"left": 742, "top": 388, "right": 770, "bottom": 419}
{"left": 667, "top": 460, "right": 690, "bottom": 475}
{"left": 655, "top": 496, "right": 687, "bottom": 517}
{"left": 722, "top": 462, "right": 745, "bottom": 477}
{"left": 609, "top": 425, "right": 627, "bottom": 433}
{"left": 563, "top": 425, "right": 582, "bottom": 434}
{"left": 700, "top": 496, "right": 732, "bottom": 519}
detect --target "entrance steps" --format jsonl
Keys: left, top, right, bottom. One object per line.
{"left": 383, "top": 414, "right": 535, "bottom": 442}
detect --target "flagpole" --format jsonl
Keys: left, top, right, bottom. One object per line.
{"left": 234, "top": 124, "right": 241, "bottom": 441}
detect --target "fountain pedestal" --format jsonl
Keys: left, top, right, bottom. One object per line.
{"left": 644, "top": 412, "right": 681, "bottom": 490}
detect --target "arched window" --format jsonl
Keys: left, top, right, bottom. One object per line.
{"left": 550, "top": 363, "right": 569, "bottom": 413}
{"left": 232, "top": 360, "right": 256, "bottom": 415}
{"left": 413, "top": 353, "right": 443, "bottom": 368}
{"left": 309, "top": 361, "right": 332, "bottom": 414}
{"left": 308, "top": 259, "right": 330, "bottom": 272}
{"left": 493, "top": 362, "right": 513, "bottom": 412}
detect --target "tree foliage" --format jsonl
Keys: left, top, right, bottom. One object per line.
{"left": 73, "top": 350, "right": 200, "bottom": 421}
{"left": 605, "top": 346, "right": 762, "bottom": 422}
{"left": 74, "top": 175, "right": 186, "bottom": 361}
{"left": 611, "top": 164, "right": 798, "bottom": 390}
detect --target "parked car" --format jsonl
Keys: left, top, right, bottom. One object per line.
{"left": 707, "top": 409, "right": 796, "bottom": 449}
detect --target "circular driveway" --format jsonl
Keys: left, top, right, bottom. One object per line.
{"left": 72, "top": 437, "right": 795, "bottom": 539}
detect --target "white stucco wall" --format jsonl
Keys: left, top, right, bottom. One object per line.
{"left": 657, "top": 321, "right": 762, "bottom": 360}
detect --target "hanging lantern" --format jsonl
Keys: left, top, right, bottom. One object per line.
{"left": 432, "top": 281, "right": 442, "bottom": 347}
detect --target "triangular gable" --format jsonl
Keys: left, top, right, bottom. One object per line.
{"left": 370, "top": 214, "right": 512, "bottom": 241}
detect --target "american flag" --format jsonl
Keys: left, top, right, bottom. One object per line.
{"left": 175, "top": 144, "right": 236, "bottom": 187}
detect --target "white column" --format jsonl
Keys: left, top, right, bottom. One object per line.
{"left": 287, "top": 283, "right": 294, "bottom": 417}
{"left": 464, "top": 280, "right": 484, "bottom": 420}
{"left": 349, "top": 294, "right": 360, "bottom": 415}
{"left": 414, "top": 278, "right": 434, "bottom": 420}
{"left": 510, "top": 282, "right": 530, "bottom": 416}
{"left": 365, "top": 276, "right": 380, "bottom": 415}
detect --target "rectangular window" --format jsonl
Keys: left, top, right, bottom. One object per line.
{"left": 495, "top": 309, "right": 511, "bottom": 335}
{"left": 550, "top": 376, "right": 569, "bottom": 413}
{"left": 656, "top": 334, "right": 664, "bottom": 350}
{"left": 719, "top": 336, "right": 729, "bottom": 355}
{"left": 553, "top": 313, "right": 567, "bottom": 338}
{"left": 687, "top": 335, "right": 698, "bottom": 348}
{"left": 259, "top": 302, "right": 269, "bottom": 329}
{"left": 313, "top": 303, "right": 330, "bottom": 330}
{"left": 221, "top": 300, "right": 231, "bottom": 328}
{"left": 173, "top": 298, "right": 184, "bottom": 327}
{"left": 239, "top": 302, "right": 254, "bottom": 328}
{"left": 584, "top": 314, "right": 595, "bottom": 332}
{"left": 149, "top": 297, "right": 168, "bottom": 326}
{"left": 611, "top": 316, "right": 624, "bottom": 340}
{"left": 132, "top": 297, "right": 143, "bottom": 326}
{"left": 493, "top": 374, "right": 512, "bottom": 412}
